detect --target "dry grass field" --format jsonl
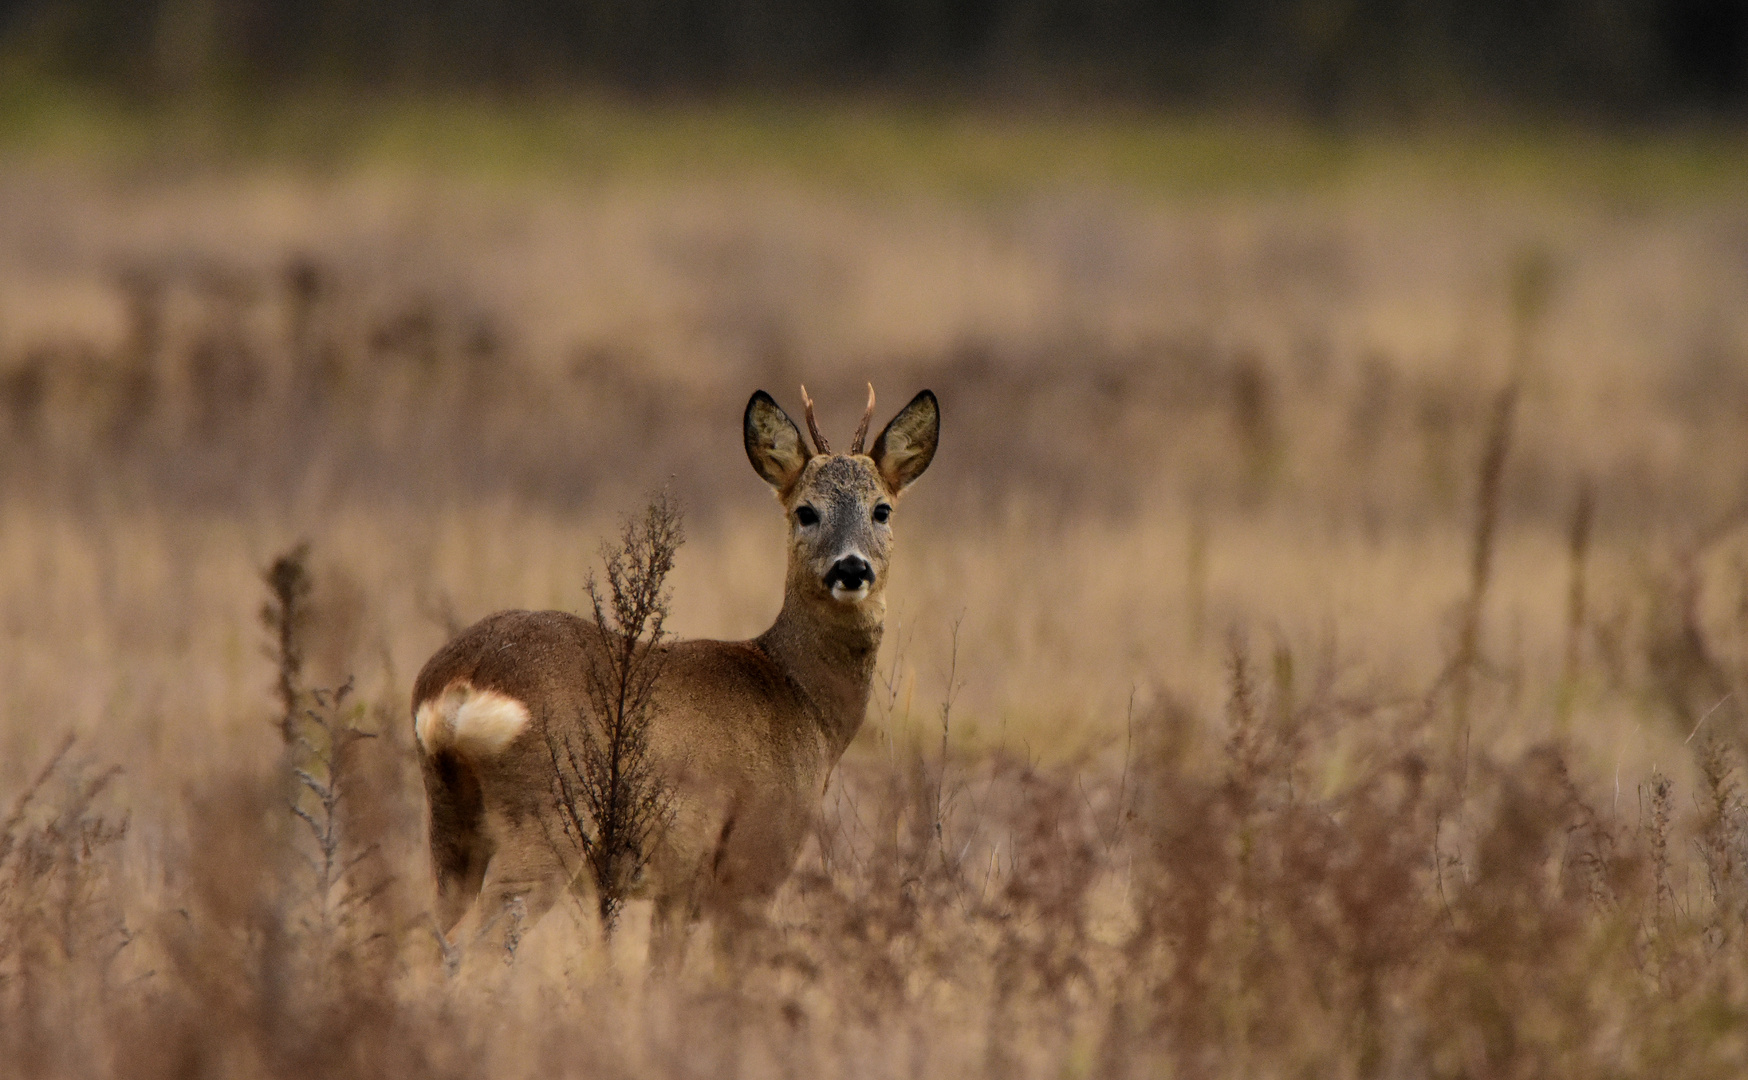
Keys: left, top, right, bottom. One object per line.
{"left": 3, "top": 114, "right": 1748, "bottom": 1076}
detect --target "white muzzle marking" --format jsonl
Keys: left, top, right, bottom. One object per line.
{"left": 414, "top": 683, "right": 531, "bottom": 757}
{"left": 829, "top": 582, "right": 870, "bottom": 603}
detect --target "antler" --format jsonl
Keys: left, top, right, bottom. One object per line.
{"left": 850, "top": 383, "right": 876, "bottom": 455}
{"left": 799, "top": 384, "right": 830, "bottom": 455}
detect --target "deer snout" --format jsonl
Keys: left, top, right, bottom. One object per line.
{"left": 824, "top": 554, "right": 875, "bottom": 601}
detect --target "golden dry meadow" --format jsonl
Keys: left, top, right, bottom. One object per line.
{"left": 3, "top": 115, "right": 1748, "bottom": 1076}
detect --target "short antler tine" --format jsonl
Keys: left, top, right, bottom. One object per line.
{"left": 799, "top": 384, "right": 831, "bottom": 455}
{"left": 850, "top": 382, "right": 876, "bottom": 455}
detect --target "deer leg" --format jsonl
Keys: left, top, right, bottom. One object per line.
{"left": 423, "top": 749, "right": 489, "bottom": 935}
{"left": 707, "top": 895, "right": 773, "bottom": 970}
{"left": 648, "top": 887, "right": 702, "bottom": 974}
{"left": 446, "top": 834, "right": 568, "bottom": 970}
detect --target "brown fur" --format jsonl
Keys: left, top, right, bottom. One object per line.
{"left": 414, "top": 388, "right": 939, "bottom": 964}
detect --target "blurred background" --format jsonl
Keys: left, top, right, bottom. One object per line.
{"left": 2, "top": 4, "right": 1748, "bottom": 1076}
{"left": 1, "top": 0, "right": 1744, "bottom": 112}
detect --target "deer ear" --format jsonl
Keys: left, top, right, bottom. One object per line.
{"left": 870, "top": 390, "right": 939, "bottom": 494}
{"left": 744, "top": 391, "right": 811, "bottom": 492}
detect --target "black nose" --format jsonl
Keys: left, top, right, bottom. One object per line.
{"left": 825, "top": 555, "right": 874, "bottom": 591}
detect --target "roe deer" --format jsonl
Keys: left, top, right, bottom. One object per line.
{"left": 413, "top": 385, "right": 939, "bottom": 964}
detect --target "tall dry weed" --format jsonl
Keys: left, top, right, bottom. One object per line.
{"left": 548, "top": 493, "right": 685, "bottom": 935}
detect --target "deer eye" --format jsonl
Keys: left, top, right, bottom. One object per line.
{"left": 795, "top": 505, "right": 820, "bottom": 527}
{"left": 872, "top": 504, "right": 891, "bottom": 524}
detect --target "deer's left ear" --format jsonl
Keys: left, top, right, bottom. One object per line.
{"left": 870, "top": 390, "right": 939, "bottom": 494}
{"left": 745, "top": 391, "right": 811, "bottom": 494}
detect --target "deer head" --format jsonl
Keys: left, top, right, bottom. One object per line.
{"left": 744, "top": 384, "right": 939, "bottom": 615}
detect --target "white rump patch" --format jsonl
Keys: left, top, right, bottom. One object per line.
{"left": 415, "top": 683, "right": 531, "bottom": 757}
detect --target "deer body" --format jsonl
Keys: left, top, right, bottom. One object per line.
{"left": 413, "top": 387, "right": 938, "bottom": 963}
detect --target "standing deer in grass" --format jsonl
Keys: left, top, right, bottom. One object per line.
{"left": 412, "top": 386, "right": 938, "bottom": 964}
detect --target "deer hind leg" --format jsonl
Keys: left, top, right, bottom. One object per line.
{"left": 423, "top": 749, "right": 489, "bottom": 934}
{"left": 446, "top": 818, "right": 571, "bottom": 970}
{"left": 648, "top": 886, "right": 703, "bottom": 974}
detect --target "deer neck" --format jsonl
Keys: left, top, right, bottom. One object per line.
{"left": 756, "top": 593, "right": 882, "bottom": 761}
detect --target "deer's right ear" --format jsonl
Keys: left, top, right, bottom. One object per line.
{"left": 744, "top": 391, "right": 811, "bottom": 493}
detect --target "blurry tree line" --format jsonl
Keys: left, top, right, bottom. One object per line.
{"left": 0, "top": 0, "right": 1743, "bottom": 116}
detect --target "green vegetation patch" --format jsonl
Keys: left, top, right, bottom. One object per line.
{"left": 2, "top": 83, "right": 1745, "bottom": 201}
